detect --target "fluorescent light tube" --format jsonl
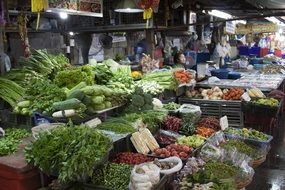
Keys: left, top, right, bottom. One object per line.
{"left": 208, "top": 10, "right": 233, "bottom": 19}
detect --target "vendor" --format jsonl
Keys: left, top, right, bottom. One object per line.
{"left": 173, "top": 51, "right": 186, "bottom": 68}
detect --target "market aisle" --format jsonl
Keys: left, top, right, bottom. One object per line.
{"left": 247, "top": 118, "right": 285, "bottom": 190}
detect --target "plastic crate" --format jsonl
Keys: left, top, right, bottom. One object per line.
{"left": 0, "top": 110, "right": 34, "bottom": 130}
{"left": 241, "top": 100, "right": 280, "bottom": 118}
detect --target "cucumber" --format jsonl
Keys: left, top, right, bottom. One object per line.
{"left": 67, "top": 89, "right": 85, "bottom": 101}
{"left": 52, "top": 98, "right": 82, "bottom": 111}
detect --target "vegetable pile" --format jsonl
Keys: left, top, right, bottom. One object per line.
{"left": 0, "top": 77, "right": 24, "bottom": 107}
{"left": 164, "top": 116, "right": 181, "bottom": 132}
{"left": 197, "top": 117, "right": 220, "bottom": 131}
{"left": 142, "top": 70, "right": 177, "bottom": 90}
{"left": 203, "top": 162, "right": 240, "bottom": 179}
{"left": 24, "top": 123, "right": 112, "bottom": 183}
{"left": 54, "top": 65, "right": 95, "bottom": 89}
{"left": 163, "top": 102, "right": 180, "bottom": 110}
{"left": 253, "top": 98, "right": 279, "bottom": 107}
{"left": 113, "top": 152, "right": 154, "bottom": 165}
{"left": 221, "top": 140, "right": 262, "bottom": 160}
{"left": 155, "top": 133, "right": 176, "bottom": 145}
{"left": 0, "top": 128, "right": 30, "bottom": 156}
{"left": 223, "top": 88, "right": 244, "bottom": 100}
{"left": 153, "top": 144, "right": 192, "bottom": 160}
{"left": 14, "top": 80, "right": 66, "bottom": 115}
{"left": 177, "top": 135, "right": 206, "bottom": 148}
{"left": 224, "top": 127, "right": 269, "bottom": 141}
{"left": 196, "top": 127, "right": 215, "bottom": 138}
{"left": 91, "top": 163, "right": 133, "bottom": 190}
{"left": 126, "top": 87, "right": 153, "bottom": 112}
{"left": 135, "top": 81, "right": 164, "bottom": 95}
{"left": 97, "top": 118, "right": 136, "bottom": 134}
{"left": 174, "top": 69, "right": 193, "bottom": 84}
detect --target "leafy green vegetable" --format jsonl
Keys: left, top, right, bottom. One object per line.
{"left": 221, "top": 140, "right": 262, "bottom": 160}
{"left": 0, "top": 77, "right": 24, "bottom": 107}
{"left": 203, "top": 162, "right": 240, "bottom": 180}
{"left": 24, "top": 123, "right": 112, "bottom": 183}
{"left": 0, "top": 128, "right": 30, "bottom": 156}
{"left": 15, "top": 80, "right": 66, "bottom": 115}
{"left": 91, "top": 163, "right": 133, "bottom": 190}
{"left": 93, "top": 64, "right": 114, "bottom": 85}
{"left": 122, "top": 110, "right": 167, "bottom": 133}
{"left": 54, "top": 65, "right": 95, "bottom": 89}
{"left": 97, "top": 118, "right": 136, "bottom": 134}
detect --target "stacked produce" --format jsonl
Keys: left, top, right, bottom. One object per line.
{"left": 15, "top": 80, "right": 66, "bottom": 115}
{"left": 0, "top": 77, "right": 24, "bottom": 107}
{"left": 185, "top": 89, "right": 203, "bottom": 99}
{"left": 223, "top": 87, "right": 244, "bottom": 100}
{"left": 153, "top": 144, "right": 192, "bottom": 160}
{"left": 142, "top": 70, "right": 177, "bottom": 90}
{"left": 135, "top": 80, "right": 164, "bottom": 95}
{"left": 253, "top": 98, "right": 279, "bottom": 107}
{"left": 197, "top": 117, "right": 220, "bottom": 131}
{"left": 247, "top": 88, "right": 265, "bottom": 98}
{"left": 91, "top": 163, "right": 133, "bottom": 190}
{"left": 200, "top": 87, "right": 223, "bottom": 100}
{"left": 97, "top": 118, "right": 136, "bottom": 134}
{"left": 0, "top": 128, "right": 30, "bottom": 156}
{"left": 24, "top": 123, "right": 112, "bottom": 183}
{"left": 164, "top": 116, "right": 181, "bottom": 132}
{"left": 113, "top": 152, "right": 154, "bottom": 165}
{"left": 131, "top": 128, "right": 160, "bottom": 154}
{"left": 18, "top": 49, "right": 69, "bottom": 78}
{"left": 163, "top": 102, "right": 181, "bottom": 110}
{"left": 174, "top": 69, "right": 194, "bottom": 84}
{"left": 93, "top": 64, "right": 113, "bottom": 85}
{"left": 122, "top": 110, "right": 167, "bottom": 133}
{"left": 109, "top": 65, "right": 134, "bottom": 89}
{"left": 54, "top": 65, "right": 95, "bottom": 89}
{"left": 131, "top": 71, "right": 142, "bottom": 80}
{"left": 177, "top": 135, "right": 206, "bottom": 148}
{"left": 140, "top": 54, "right": 160, "bottom": 73}
{"left": 126, "top": 87, "right": 153, "bottom": 112}
{"left": 224, "top": 127, "right": 270, "bottom": 141}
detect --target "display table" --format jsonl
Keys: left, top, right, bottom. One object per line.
{"left": 196, "top": 73, "right": 285, "bottom": 92}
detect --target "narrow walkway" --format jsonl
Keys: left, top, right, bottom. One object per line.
{"left": 247, "top": 118, "right": 285, "bottom": 190}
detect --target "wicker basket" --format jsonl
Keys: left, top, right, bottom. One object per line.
{"left": 236, "top": 176, "right": 253, "bottom": 189}
{"left": 250, "top": 156, "right": 266, "bottom": 168}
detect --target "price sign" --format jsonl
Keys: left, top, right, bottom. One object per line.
{"left": 220, "top": 116, "right": 229, "bottom": 131}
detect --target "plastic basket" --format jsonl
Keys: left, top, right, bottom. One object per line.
{"left": 241, "top": 100, "right": 280, "bottom": 118}
{"left": 225, "top": 133, "right": 273, "bottom": 147}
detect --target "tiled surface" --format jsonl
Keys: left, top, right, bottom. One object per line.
{"left": 247, "top": 120, "right": 285, "bottom": 190}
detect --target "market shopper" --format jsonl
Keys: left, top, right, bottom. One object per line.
{"left": 173, "top": 51, "right": 186, "bottom": 69}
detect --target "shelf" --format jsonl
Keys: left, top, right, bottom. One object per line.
{"left": 4, "top": 28, "right": 63, "bottom": 33}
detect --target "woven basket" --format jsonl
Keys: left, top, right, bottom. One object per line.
{"left": 251, "top": 155, "right": 266, "bottom": 168}
{"left": 236, "top": 176, "right": 253, "bottom": 189}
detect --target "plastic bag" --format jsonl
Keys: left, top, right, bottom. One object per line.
{"left": 178, "top": 104, "right": 201, "bottom": 123}
{"left": 206, "top": 131, "right": 226, "bottom": 146}
{"left": 199, "top": 143, "right": 224, "bottom": 162}
{"left": 154, "top": 157, "right": 183, "bottom": 175}
{"left": 129, "top": 163, "right": 160, "bottom": 190}
{"left": 177, "top": 157, "right": 205, "bottom": 179}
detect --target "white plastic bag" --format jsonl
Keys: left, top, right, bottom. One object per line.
{"left": 155, "top": 156, "right": 183, "bottom": 175}
{"left": 129, "top": 163, "right": 160, "bottom": 190}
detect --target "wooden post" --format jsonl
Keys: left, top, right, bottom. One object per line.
{"left": 145, "top": 29, "right": 155, "bottom": 58}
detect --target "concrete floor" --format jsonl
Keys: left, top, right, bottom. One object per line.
{"left": 246, "top": 119, "right": 285, "bottom": 190}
